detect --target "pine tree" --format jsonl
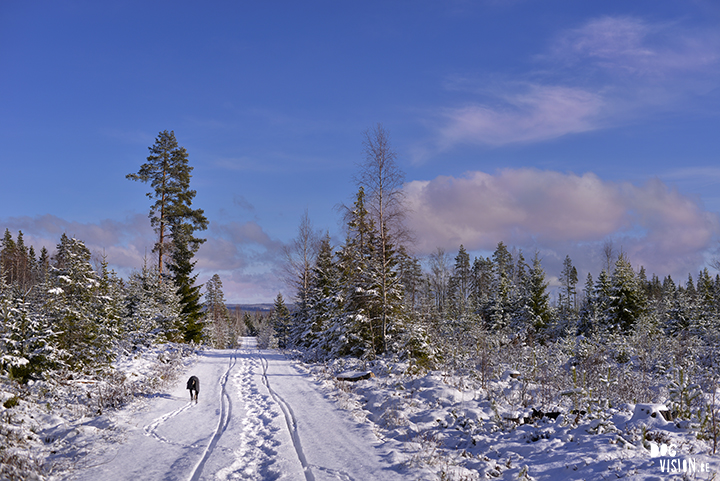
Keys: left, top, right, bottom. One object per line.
{"left": 578, "top": 273, "right": 596, "bottom": 336}
{"left": 696, "top": 268, "right": 716, "bottom": 333}
{"left": 469, "top": 256, "right": 493, "bottom": 314}
{"left": 127, "top": 130, "right": 208, "bottom": 343}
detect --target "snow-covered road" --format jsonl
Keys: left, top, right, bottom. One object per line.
{"left": 66, "top": 339, "right": 408, "bottom": 481}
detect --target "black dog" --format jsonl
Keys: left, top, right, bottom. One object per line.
{"left": 187, "top": 376, "right": 199, "bottom": 403}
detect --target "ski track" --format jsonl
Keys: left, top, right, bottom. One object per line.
{"left": 188, "top": 350, "right": 237, "bottom": 481}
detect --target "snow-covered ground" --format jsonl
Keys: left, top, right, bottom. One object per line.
{"left": 42, "top": 338, "right": 421, "bottom": 480}
{"left": 2, "top": 338, "right": 719, "bottom": 480}
{"left": 305, "top": 358, "right": 720, "bottom": 480}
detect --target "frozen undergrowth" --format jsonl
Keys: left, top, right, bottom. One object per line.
{"left": 0, "top": 343, "right": 199, "bottom": 481}
{"left": 301, "top": 354, "right": 720, "bottom": 480}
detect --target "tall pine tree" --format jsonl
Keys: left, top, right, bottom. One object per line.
{"left": 127, "top": 130, "right": 208, "bottom": 342}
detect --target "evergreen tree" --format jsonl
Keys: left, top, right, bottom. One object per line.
{"left": 270, "top": 293, "right": 292, "bottom": 349}
{"left": 593, "top": 269, "right": 613, "bottom": 332}
{"left": 44, "top": 235, "right": 116, "bottom": 370}
{"left": 559, "top": 255, "right": 578, "bottom": 319}
{"left": 397, "top": 246, "right": 423, "bottom": 314}
{"left": 0, "top": 229, "right": 16, "bottom": 287}
{"left": 527, "top": 252, "right": 551, "bottom": 331}
{"left": 27, "top": 245, "right": 38, "bottom": 288}
{"left": 123, "top": 261, "right": 183, "bottom": 345}
{"left": 608, "top": 254, "right": 647, "bottom": 333}
{"left": 36, "top": 247, "right": 50, "bottom": 285}
{"left": 0, "top": 275, "right": 59, "bottom": 381}
{"left": 204, "top": 274, "right": 231, "bottom": 348}
{"left": 578, "top": 273, "right": 596, "bottom": 335}
{"left": 243, "top": 311, "right": 257, "bottom": 336}
{"left": 512, "top": 250, "right": 531, "bottom": 328}
{"left": 335, "top": 187, "right": 382, "bottom": 358}
{"left": 169, "top": 224, "right": 207, "bottom": 342}
{"left": 448, "top": 245, "right": 471, "bottom": 318}
{"left": 696, "top": 268, "right": 716, "bottom": 331}
{"left": 13, "top": 231, "right": 30, "bottom": 292}
{"left": 395, "top": 247, "right": 434, "bottom": 365}
{"left": 96, "top": 253, "right": 124, "bottom": 345}
{"left": 469, "top": 256, "right": 493, "bottom": 314}
{"left": 305, "top": 233, "right": 340, "bottom": 356}
{"left": 487, "top": 242, "right": 514, "bottom": 330}
{"left": 127, "top": 130, "right": 208, "bottom": 342}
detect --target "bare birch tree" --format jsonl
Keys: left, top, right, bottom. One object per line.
{"left": 355, "top": 123, "right": 409, "bottom": 352}
{"left": 283, "top": 209, "right": 320, "bottom": 311}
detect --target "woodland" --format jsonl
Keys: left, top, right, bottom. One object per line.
{"left": 1, "top": 126, "right": 719, "bottom": 477}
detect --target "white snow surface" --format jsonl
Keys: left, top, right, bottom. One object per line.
{"left": 5, "top": 338, "right": 719, "bottom": 480}
{"left": 59, "top": 338, "right": 413, "bottom": 481}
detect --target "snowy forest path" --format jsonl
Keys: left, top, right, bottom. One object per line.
{"left": 64, "top": 339, "right": 410, "bottom": 481}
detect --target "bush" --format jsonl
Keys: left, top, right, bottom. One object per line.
{"left": 3, "top": 396, "right": 20, "bottom": 409}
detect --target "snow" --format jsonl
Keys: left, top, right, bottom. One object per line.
{"left": 2, "top": 338, "right": 719, "bottom": 480}
{"left": 47, "top": 339, "right": 415, "bottom": 480}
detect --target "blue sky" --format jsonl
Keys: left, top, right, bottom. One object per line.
{"left": 2, "top": 1, "right": 720, "bottom": 303}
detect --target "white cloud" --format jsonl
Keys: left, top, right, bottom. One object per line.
{"left": 404, "top": 169, "right": 719, "bottom": 279}
{"left": 430, "top": 15, "right": 720, "bottom": 152}
{"left": 551, "top": 16, "right": 720, "bottom": 77}
{"left": 438, "top": 85, "right": 605, "bottom": 147}
{"left": 0, "top": 215, "right": 289, "bottom": 304}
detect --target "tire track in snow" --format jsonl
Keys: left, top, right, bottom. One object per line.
{"left": 188, "top": 350, "right": 237, "bottom": 481}
{"left": 215, "top": 348, "right": 282, "bottom": 480}
{"left": 259, "top": 353, "right": 357, "bottom": 481}
{"left": 257, "top": 353, "right": 315, "bottom": 481}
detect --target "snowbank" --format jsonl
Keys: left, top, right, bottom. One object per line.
{"left": 303, "top": 356, "right": 720, "bottom": 480}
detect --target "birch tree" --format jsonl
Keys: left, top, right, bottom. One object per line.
{"left": 355, "top": 124, "right": 408, "bottom": 352}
